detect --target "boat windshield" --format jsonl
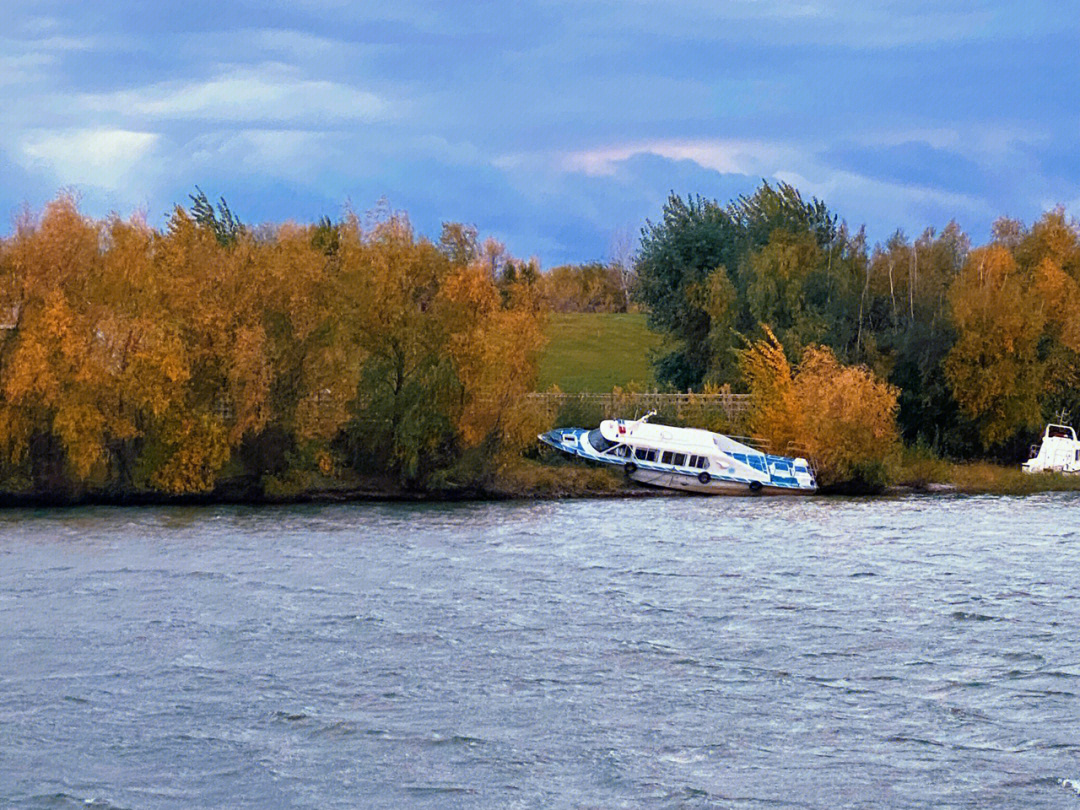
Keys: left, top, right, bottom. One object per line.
{"left": 587, "top": 428, "right": 616, "bottom": 453}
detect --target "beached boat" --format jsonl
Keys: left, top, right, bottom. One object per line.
{"left": 539, "top": 412, "right": 817, "bottom": 494}
{"left": 1023, "top": 423, "right": 1080, "bottom": 474}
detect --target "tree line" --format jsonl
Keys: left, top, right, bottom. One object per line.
{"left": 0, "top": 194, "right": 545, "bottom": 498}
{"left": 1, "top": 183, "right": 1077, "bottom": 498}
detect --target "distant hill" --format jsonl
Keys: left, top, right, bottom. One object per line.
{"left": 537, "top": 312, "right": 665, "bottom": 392}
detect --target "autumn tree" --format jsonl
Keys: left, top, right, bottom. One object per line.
{"left": 0, "top": 195, "right": 548, "bottom": 497}
{"left": 441, "top": 246, "right": 546, "bottom": 476}
{"left": 137, "top": 206, "right": 271, "bottom": 492}
{"left": 339, "top": 216, "right": 545, "bottom": 486}
{"left": 334, "top": 214, "right": 458, "bottom": 482}
{"left": 1017, "top": 210, "right": 1080, "bottom": 422}
{"left": 537, "top": 262, "right": 626, "bottom": 312}
{"left": 0, "top": 197, "right": 113, "bottom": 486}
{"left": 941, "top": 210, "right": 1080, "bottom": 455}
{"left": 944, "top": 244, "right": 1046, "bottom": 449}
{"left": 740, "top": 327, "right": 899, "bottom": 487}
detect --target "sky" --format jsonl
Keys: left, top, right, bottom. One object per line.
{"left": 3, "top": 1, "right": 1079, "bottom": 265}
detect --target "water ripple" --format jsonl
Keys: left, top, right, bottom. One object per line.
{"left": 3, "top": 495, "right": 1080, "bottom": 808}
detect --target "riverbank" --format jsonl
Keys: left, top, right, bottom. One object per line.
{"left": 2, "top": 457, "right": 1079, "bottom": 507}
{"left": 886, "top": 453, "right": 1080, "bottom": 496}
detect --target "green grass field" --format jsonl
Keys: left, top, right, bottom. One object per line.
{"left": 536, "top": 312, "right": 666, "bottom": 392}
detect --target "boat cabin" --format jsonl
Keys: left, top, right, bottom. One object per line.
{"left": 587, "top": 427, "right": 720, "bottom": 471}
{"left": 1045, "top": 424, "right": 1077, "bottom": 441}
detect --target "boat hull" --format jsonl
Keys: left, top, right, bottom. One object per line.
{"left": 627, "top": 467, "right": 815, "bottom": 495}
{"left": 1023, "top": 465, "right": 1080, "bottom": 475}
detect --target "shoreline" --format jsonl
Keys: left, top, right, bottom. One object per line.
{"left": 1, "top": 474, "right": 1078, "bottom": 508}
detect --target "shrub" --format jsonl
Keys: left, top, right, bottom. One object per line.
{"left": 741, "top": 327, "right": 900, "bottom": 487}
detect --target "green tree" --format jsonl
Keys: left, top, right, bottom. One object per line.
{"left": 635, "top": 181, "right": 842, "bottom": 389}
{"left": 188, "top": 187, "right": 244, "bottom": 247}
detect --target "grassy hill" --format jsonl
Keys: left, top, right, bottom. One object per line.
{"left": 536, "top": 312, "right": 665, "bottom": 392}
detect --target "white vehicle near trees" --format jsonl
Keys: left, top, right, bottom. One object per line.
{"left": 1023, "top": 423, "right": 1080, "bottom": 474}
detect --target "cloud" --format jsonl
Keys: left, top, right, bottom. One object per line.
{"left": 241, "top": 28, "right": 358, "bottom": 59}
{"left": 185, "top": 128, "right": 342, "bottom": 183}
{"left": 506, "top": 135, "right": 1001, "bottom": 246}
{"left": 521, "top": 0, "right": 1000, "bottom": 51}
{"left": 0, "top": 53, "right": 54, "bottom": 86}
{"left": 17, "top": 128, "right": 160, "bottom": 191}
{"left": 2, "top": 0, "right": 1077, "bottom": 262}
{"left": 0, "top": 34, "right": 104, "bottom": 53}
{"left": 774, "top": 168, "right": 992, "bottom": 229}
{"left": 77, "top": 65, "right": 390, "bottom": 125}
{"left": 821, "top": 141, "right": 991, "bottom": 197}
{"left": 0, "top": 33, "right": 108, "bottom": 86}
{"left": 174, "top": 27, "right": 385, "bottom": 69}
{"left": 556, "top": 139, "right": 800, "bottom": 178}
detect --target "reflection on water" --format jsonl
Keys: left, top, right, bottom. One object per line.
{"left": 2, "top": 495, "right": 1080, "bottom": 808}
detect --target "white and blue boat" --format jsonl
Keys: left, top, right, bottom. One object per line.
{"left": 539, "top": 412, "right": 817, "bottom": 494}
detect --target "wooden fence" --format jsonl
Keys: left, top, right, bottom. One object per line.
{"left": 316, "top": 389, "right": 754, "bottom": 433}
{"left": 524, "top": 391, "right": 752, "bottom": 428}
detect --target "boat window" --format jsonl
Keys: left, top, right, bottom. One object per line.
{"left": 698, "top": 457, "right": 709, "bottom": 469}
{"left": 614, "top": 445, "right": 630, "bottom": 457}
{"left": 661, "top": 451, "right": 673, "bottom": 465}
{"left": 587, "top": 428, "right": 615, "bottom": 453}
{"left": 672, "top": 453, "right": 686, "bottom": 466}
{"left": 635, "top": 447, "right": 656, "bottom": 462}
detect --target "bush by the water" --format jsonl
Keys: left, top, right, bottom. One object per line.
{"left": 740, "top": 326, "right": 900, "bottom": 488}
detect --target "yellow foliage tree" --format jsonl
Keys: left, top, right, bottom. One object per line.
{"left": 0, "top": 196, "right": 544, "bottom": 496}
{"left": 155, "top": 208, "right": 271, "bottom": 446}
{"left": 338, "top": 218, "right": 546, "bottom": 484}
{"left": 739, "top": 325, "right": 802, "bottom": 454}
{"left": 440, "top": 262, "right": 546, "bottom": 454}
{"left": 795, "top": 346, "right": 900, "bottom": 485}
{"left": 741, "top": 326, "right": 899, "bottom": 486}
{"left": 943, "top": 245, "right": 1045, "bottom": 447}
{"left": 0, "top": 198, "right": 192, "bottom": 484}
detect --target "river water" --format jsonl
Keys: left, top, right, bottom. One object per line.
{"left": 2, "top": 495, "right": 1080, "bottom": 809}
